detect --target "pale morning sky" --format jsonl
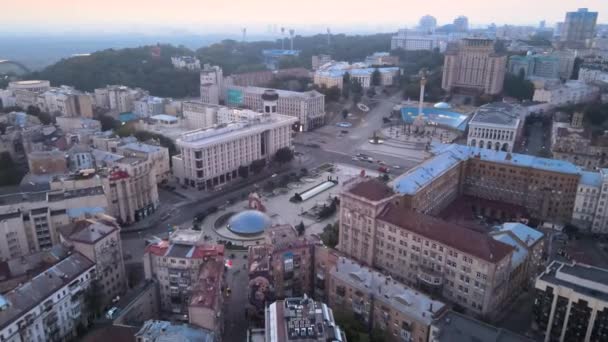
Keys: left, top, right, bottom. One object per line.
{"left": 3, "top": 0, "right": 607, "bottom": 35}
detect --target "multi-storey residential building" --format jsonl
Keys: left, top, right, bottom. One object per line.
{"left": 118, "top": 142, "right": 171, "bottom": 184}
{"left": 561, "top": 8, "right": 598, "bottom": 49}
{"left": 27, "top": 150, "right": 69, "bottom": 175}
{"left": 171, "top": 56, "right": 201, "bottom": 71}
{"left": 94, "top": 85, "right": 147, "bottom": 113}
{"left": 533, "top": 261, "right": 608, "bottom": 342}
{"left": 172, "top": 112, "right": 296, "bottom": 190}
{"left": 248, "top": 224, "right": 315, "bottom": 314}
{"left": 105, "top": 157, "right": 159, "bottom": 224}
{"left": 200, "top": 64, "right": 223, "bottom": 105}
{"left": 143, "top": 234, "right": 224, "bottom": 334}
{"left": 0, "top": 172, "right": 108, "bottom": 260}
{"left": 490, "top": 223, "right": 545, "bottom": 291}
{"left": 225, "top": 86, "right": 325, "bottom": 131}
{"left": 133, "top": 96, "right": 167, "bottom": 118}
{"left": 430, "top": 310, "right": 533, "bottom": 342}
{"left": 224, "top": 68, "right": 310, "bottom": 88}
{"left": 328, "top": 256, "right": 446, "bottom": 342}
{"left": 58, "top": 217, "right": 127, "bottom": 307}
{"left": 36, "top": 86, "right": 94, "bottom": 118}
{"left": 391, "top": 144, "right": 581, "bottom": 223}
{"left": 135, "top": 320, "right": 215, "bottom": 342}
{"left": 579, "top": 67, "right": 608, "bottom": 83}
{"left": 0, "top": 253, "right": 95, "bottom": 342}
{"left": 442, "top": 38, "right": 507, "bottom": 95}
{"left": 311, "top": 54, "right": 332, "bottom": 70}
{"left": 453, "top": 16, "right": 469, "bottom": 32}
{"left": 551, "top": 113, "right": 608, "bottom": 170}
{"left": 467, "top": 102, "right": 524, "bottom": 152}
{"left": 533, "top": 80, "right": 600, "bottom": 107}
{"left": 339, "top": 178, "right": 515, "bottom": 317}
{"left": 182, "top": 101, "right": 217, "bottom": 130}
{"left": 571, "top": 169, "right": 608, "bottom": 234}
{"left": 508, "top": 54, "right": 561, "bottom": 80}
{"left": 264, "top": 297, "right": 346, "bottom": 342}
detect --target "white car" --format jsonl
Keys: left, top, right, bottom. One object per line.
{"left": 393, "top": 165, "right": 401, "bottom": 169}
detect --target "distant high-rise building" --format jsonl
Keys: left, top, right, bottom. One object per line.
{"left": 561, "top": 8, "right": 598, "bottom": 48}
{"left": 453, "top": 16, "right": 469, "bottom": 32}
{"left": 442, "top": 38, "right": 507, "bottom": 95}
{"left": 419, "top": 15, "right": 437, "bottom": 34}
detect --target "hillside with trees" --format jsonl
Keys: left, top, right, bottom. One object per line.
{"left": 20, "top": 33, "right": 393, "bottom": 98}
{"left": 26, "top": 44, "right": 200, "bottom": 98}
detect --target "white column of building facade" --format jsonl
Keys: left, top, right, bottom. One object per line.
{"left": 469, "top": 126, "right": 514, "bottom": 151}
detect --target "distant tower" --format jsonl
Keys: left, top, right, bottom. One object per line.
{"left": 289, "top": 29, "right": 295, "bottom": 50}
{"left": 242, "top": 28, "right": 247, "bottom": 43}
{"left": 281, "top": 27, "right": 286, "bottom": 49}
{"left": 327, "top": 28, "right": 331, "bottom": 46}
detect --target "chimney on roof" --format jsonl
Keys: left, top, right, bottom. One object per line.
{"left": 505, "top": 153, "right": 512, "bottom": 161}
{"left": 429, "top": 303, "right": 433, "bottom": 313}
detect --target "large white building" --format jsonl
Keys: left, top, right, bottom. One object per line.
{"left": 314, "top": 61, "right": 400, "bottom": 90}
{"left": 572, "top": 169, "right": 608, "bottom": 234}
{"left": 172, "top": 112, "right": 296, "bottom": 190}
{"left": 0, "top": 253, "right": 95, "bottom": 342}
{"left": 200, "top": 64, "right": 223, "bottom": 105}
{"left": 533, "top": 80, "right": 600, "bottom": 106}
{"left": 467, "top": 102, "right": 525, "bottom": 152}
{"left": 578, "top": 67, "right": 608, "bottom": 83}
{"left": 171, "top": 56, "right": 201, "bottom": 71}
{"left": 225, "top": 86, "right": 325, "bottom": 131}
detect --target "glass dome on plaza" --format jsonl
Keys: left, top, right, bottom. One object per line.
{"left": 227, "top": 210, "right": 272, "bottom": 236}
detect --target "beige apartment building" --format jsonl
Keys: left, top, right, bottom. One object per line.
{"left": 182, "top": 101, "right": 217, "bottom": 130}
{"left": 173, "top": 112, "right": 296, "bottom": 190}
{"left": 143, "top": 232, "right": 224, "bottom": 334}
{"left": 117, "top": 142, "right": 171, "bottom": 184}
{"left": 105, "top": 157, "right": 159, "bottom": 224}
{"left": 391, "top": 144, "right": 580, "bottom": 224}
{"left": 0, "top": 172, "right": 108, "bottom": 261}
{"left": 226, "top": 86, "right": 325, "bottom": 131}
{"left": 339, "top": 178, "right": 515, "bottom": 317}
{"left": 442, "top": 38, "right": 507, "bottom": 95}
{"left": 59, "top": 216, "right": 127, "bottom": 307}
{"left": 328, "top": 256, "right": 447, "bottom": 342}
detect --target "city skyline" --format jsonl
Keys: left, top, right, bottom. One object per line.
{"left": 3, "top": 0, "right": 607, "bottom": 35}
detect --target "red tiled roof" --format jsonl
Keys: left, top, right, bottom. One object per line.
{"left": 192, "top": 244, "right": 224, "bottom": 259}
{"left": 378, "top": 204, "right": 514, "bottom": 263}
{"left": 348, "top": 179, "right": 394, "bottom": 201}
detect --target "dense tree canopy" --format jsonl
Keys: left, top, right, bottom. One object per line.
{"left": 503, "top": 72, "right": 535, "bottom": 101}
{"left": 27, "top": 45, "right": 200, "bottom": 98}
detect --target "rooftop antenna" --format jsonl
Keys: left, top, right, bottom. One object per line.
{"left": 327, "top": 28, "right": 331, "bottom": 46}
{"left": 289, "top": 29, "right": 295, "bottom": 50}
{"left": 241, "top": 27, "right": 247, "bottom": 43}
{"left": 281, "top": 27, "right": 286, "bottom": 49}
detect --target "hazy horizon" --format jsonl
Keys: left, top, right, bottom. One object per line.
{"left": 4, "top": 0, "right": 607, "bottom": 36}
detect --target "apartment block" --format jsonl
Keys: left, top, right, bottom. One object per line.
{"left": 94, "top": 85, "right": 148, "bottom": 113}
{"left": 105, "top": 157, "right": 159, "bottom": 224}
{"left": 225, "top": 86, "right": 325, "bottom": 131}
{"left": 135, "top": 320, "right": 215, "bottom": 342}
{"left": 134, "top": 96, "right": 167, "bottom": 118}
{"left": 430, "top": 310, "right": 533, "bottom": 342}
{"left": 172, "top": 112, "right": 296, "bottom": 190}
{"left": 339, "top": 178, "right": 515, "bottom": 317}
{"left": 58, "top": 217, "right": 127, "bottom": 307}
{"left": 182, "top": 101, "right": 217, "bottom": 130}
{"left": 328, "top": 257, "right": 446, "bottom": 342}
{"left": 533, "top": 261, "right": 608, "bottom": 341}
{"left": 561, "top": 8, "right": 598, "bottom": 49}
{"left": 200, "top": 64, "right": 223, "bottom": 105}
{"left": 264, "top": 297, "right": 346, "bottom": 342}
{"left": 117, "top": 142, "right": 171, "bottom": 184}
{"left": 247, "top": 225, "right": 315, "bottom": 315}
{"left": 0, "top": 253, "right": 96, "bottom": 342}
{"left": 391, "top": 144, "right": 581, "bottom": 223}
{"left": 0, "top": 172, "right": 108, "bottom": 260}
{"left": 442, "top": 38, "right": 507, "bottom": 95}
{"left": 533, "top": 80, "right": 599, "bottom": 107}
{"left": 143, "top": 235, "right": 224, "bottom": 334}
{"left": 314, "top": 62, "right": 399, "bottom": 90}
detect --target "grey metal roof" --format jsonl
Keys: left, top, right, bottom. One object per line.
{"left": 469, "top": 102, "right": 523, "bottom": 127}
{"left": 0, "top": 253, "right": 94, "bottom": 329}
{"left": 433, "top": 310, "right": 533, "bottom": 342}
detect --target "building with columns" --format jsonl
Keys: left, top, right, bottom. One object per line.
{"left": 467, "top": 102, "right": 525, "bottom": 152}
{"left": 533, "top": 260, "right": 608, "bottom": 341}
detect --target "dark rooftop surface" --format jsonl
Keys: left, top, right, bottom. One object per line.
{"left": 347, "top": 179, "right": 394, "bottom": 201}
{"left": 433, "top": 310, "right": 533, "bottom": 342}
{"left": 379, "top": 203, "right": 514, "bottom": 263}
